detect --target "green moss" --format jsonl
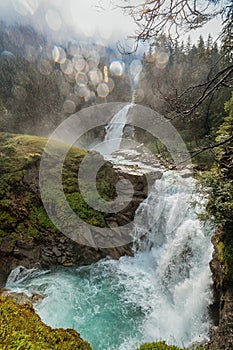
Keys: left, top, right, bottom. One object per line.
{"left": 216, "top": 239, "right": 225, "bottom": 263}
{"left": 29, "top": 206, "right": 57, "bottom": 233}
{"left": 0, "top": 132, "right": 116, "bottom": 250}
{"left": 0, "top": 210, "right": 17, "bottom": 224}
{"left": 0, "top": 133, "right": 47, "bottom": 172}
{"left": 136, "top": 342, "right": 204, "bottom": 350}
{"left": 65, "top": 192, "right": 106, "bottom": 227}
{"left": 0, "top": 296, "right": 92, "bottom": 349}
{"left": 0, "top": 229, "right": 6, "bottom": 245}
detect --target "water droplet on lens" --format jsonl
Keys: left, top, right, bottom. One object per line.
{"left": 37, "top": 59, "right": 53, "bottom": 75}
{"left": 60, "top": 59, "right": 73, "bottom": 75}
{"left": 76, "top": 86, "right": 90, "bottom": 99}
{"left": 73, "top": 55, "right": 86, "bottom": 72}
{"left": 46, "top": 9, "right": 62, "bottom": 31}
{"left": 75, "top": 72, "right": 88, "bottom": 86}
{"left": 89, "top": 68, "right": 103, "bottom": 86}
{"left": 97, "top": 83, "right": 109, "bottom": 98}
{"left": 63, "top": 100, "right": 76, "bottom": 114}
{"left": 52, "top": 46, "right": 66, "bottom": 64}
{"left": 109, "top": 60, "right": 124, "bottom": 77}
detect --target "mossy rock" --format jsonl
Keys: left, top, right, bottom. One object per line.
{"left": 0, "top": 132, "right": 116, "bottom": 250}
{"left": 0, "top": 296, "right": 92, "bottom": 349}
{"left": 136, "top": 341, "right": 204, "bottom": 350}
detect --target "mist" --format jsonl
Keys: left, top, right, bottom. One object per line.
{"left": 0, "top": 0, "right": 136, "bottom": 47}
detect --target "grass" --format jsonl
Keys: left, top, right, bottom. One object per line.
{"left": 0, "top": 132, "right": 116, "bottom": 249}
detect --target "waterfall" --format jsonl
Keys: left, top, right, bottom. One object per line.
{"left": 6, "top": 171, "right": 213, "bottom": 350}
{"left": 93, "top": 104, "right": 132, "bottom": 155}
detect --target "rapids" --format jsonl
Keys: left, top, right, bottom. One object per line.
{"left": 6, "top": 171, "right": 213, "bottom": 350}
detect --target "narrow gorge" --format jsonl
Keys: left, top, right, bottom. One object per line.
{"left": 0, "top": 104, "right": 224, "bottom": 350}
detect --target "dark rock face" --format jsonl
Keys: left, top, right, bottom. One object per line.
{"left": 207, "top": 230, "right": 233, "bottom": 350}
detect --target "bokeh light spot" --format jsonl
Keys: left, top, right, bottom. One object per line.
{"left": 109, "top": 60, "right": 124, "bottom": 77}
{"left": 37, "top": 59, "right": 53, "bottom": 75}
{"left": 45, "top": 9, "right": 62, "bottom": 31}
{"left": 60, "top": 59, "right": 74, "bottom": 75}
{"left": 52, "top": 46, "right": 66, "bottom": 64}
{"left": 88, "top": 68, "right": 103, "bottom": 86}
{"left": 97, "top": 82, "right": 109, "bottom": 98}
{"left": 63, "top": 99, "right": 76, "bottom": 114}
{"left": 76, "top": 86, "right": 91, "bottom": 99}
{"left": 73, "top": 55, "right": 86, "bottom": 72}
{"left": 75, "top": 72, "right": 88, "bottom": 86}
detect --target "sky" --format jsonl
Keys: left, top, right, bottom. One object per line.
{"left": 0, "top": 0, "right": 136, "bottom": 45}
{"left": 0, "top": 0, "right": 222, "bottom": 47}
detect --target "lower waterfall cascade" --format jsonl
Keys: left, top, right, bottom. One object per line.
{"left": 6, "top": 171, "right": 213, "bottom": 350}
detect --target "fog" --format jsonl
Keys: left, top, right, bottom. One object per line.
{"left": 0, "top": 0, "right": 136, "bottom": 46}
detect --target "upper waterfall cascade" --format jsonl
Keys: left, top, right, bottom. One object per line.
{"left": 92, "top": 104, "right": 132, "bottom": 156}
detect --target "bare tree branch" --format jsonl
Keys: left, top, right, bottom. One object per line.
{"left": 121, "top": 0, "right": 225, "bottom": 42}
{"left": 178, "top": 135, "right": 233, "bottom": 165}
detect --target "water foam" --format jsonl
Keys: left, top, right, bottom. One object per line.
{"left": 6, "top": 172, "right": 213, "bottom": 350}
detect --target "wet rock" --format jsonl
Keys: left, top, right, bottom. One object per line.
{"left": 0, "top": 236, "right": 14, "bottom": 254}
{"left": 0, "top": 288, "right": 45, "bottom": 305}
{"left": 52, "top": 246, "right": 62, "bottom": 257}
{"left": 207, "top": 229, "right": 233, "bottom": 349}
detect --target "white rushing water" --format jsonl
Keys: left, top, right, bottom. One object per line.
{"left": 6, "top": 171, "right": 213, "bottom": 350}
{"left": 93, "top": 104, "right": 132, "bottom": 155}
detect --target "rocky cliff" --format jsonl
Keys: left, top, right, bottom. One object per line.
{"left": 207, "top": 224, "right": 233, "bottom": 350}
{"left": 0, "top": 132, "right": 162, "bottom": 286}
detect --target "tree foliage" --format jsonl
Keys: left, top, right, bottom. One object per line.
{"left": 199, "top": 93, "right": 233, "bottom": 225}
{"left": 0, "top": 22, "right": 132, "bottom": 135}
{"left": 122, "top": 0, "right": 232, "bottom": 127}
{"left": 199, "top": 92, "right": 233, "bottom": 281}
{"left": 136, "top": 34, "right": 231, "bottom": 164}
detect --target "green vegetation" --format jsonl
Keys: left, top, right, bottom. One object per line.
{"left": 136, "top": 341, "right": 204, "bottom": 350}
{"left": 138, "top": 34, "right": 231, "bottom": 168}
{"left": 0, "top": 296, "right": 91, "bottom": 350}
{"left": 0, "top": 132, "right": 116, "bottom": 250}
{"left": 199, "top": 93, "right": 233, "bottom": 282}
